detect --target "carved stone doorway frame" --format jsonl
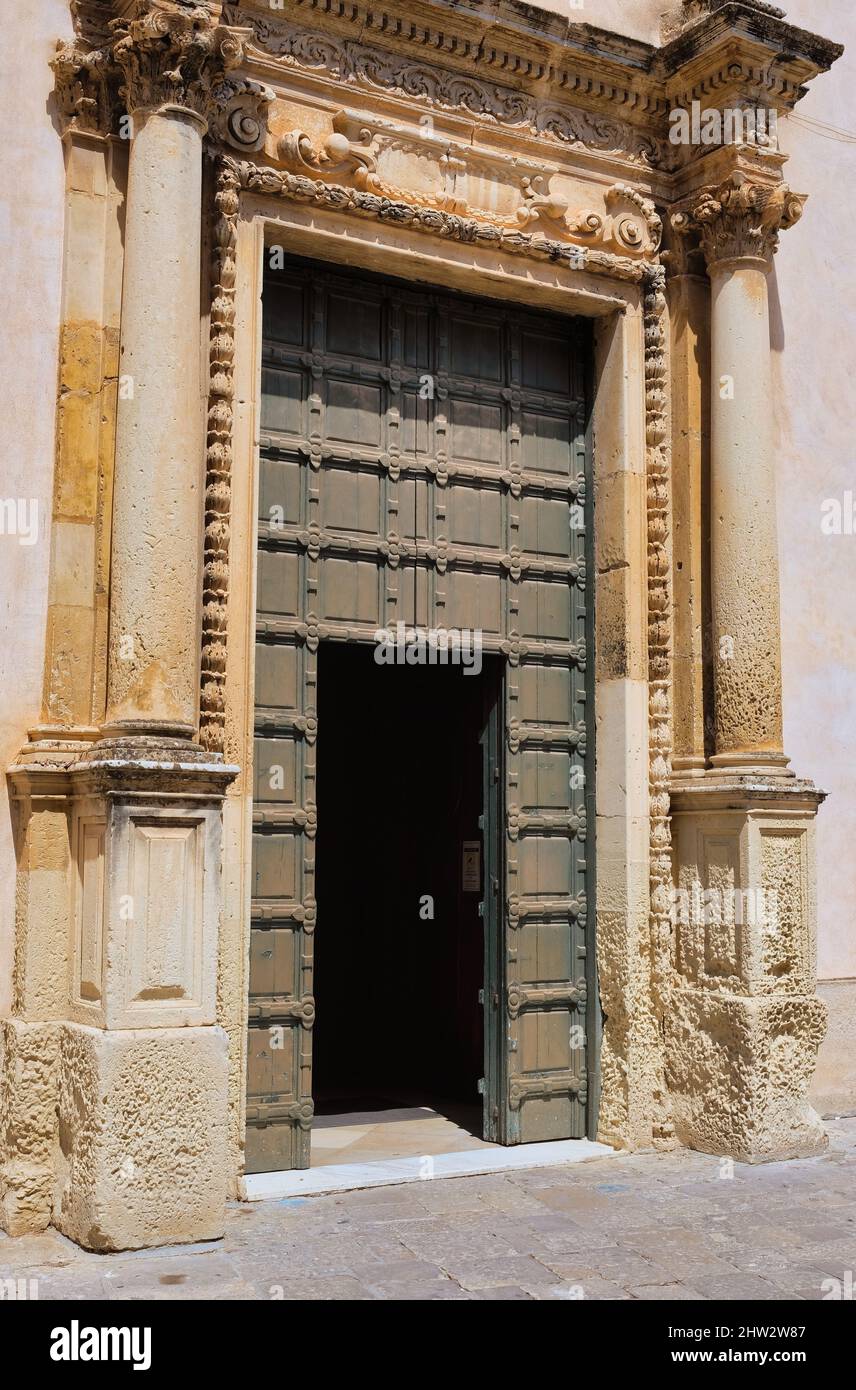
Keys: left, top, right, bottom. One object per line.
{"left": 217, "top": 184, "right": 665, "bottom": 1186}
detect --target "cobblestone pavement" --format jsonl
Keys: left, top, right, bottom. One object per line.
{"left": 2, "top": 1119, "right": 855, "bottom": 1301}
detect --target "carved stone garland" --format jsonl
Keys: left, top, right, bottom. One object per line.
{"left": 200, "top": 162, "right": 239, "bottom": 753}
{"left": 643, "top": 264, "right": 675, "bottom": 1143}
{"left": 200, "top": 161, "right": 677, "bottom": 1150}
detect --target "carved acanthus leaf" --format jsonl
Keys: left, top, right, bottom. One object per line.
{"left": 671, "top": 173, "right": 805, "bottom": 265}
{"left": 109, "top": 0, "right": 252, "bottom": 123}
{"left": 52, "top": 38, "right": 115, "bottom": 136}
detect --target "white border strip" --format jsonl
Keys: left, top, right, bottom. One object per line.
{"left": 241, "top": 1138, "right": 616, "bottom": 1200}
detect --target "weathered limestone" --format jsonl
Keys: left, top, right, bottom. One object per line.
{"left": 2, "top": 0, "right": 845, "bottom": 1248}
{"left": 0, "top": 1, "right": 245, "bottom": 1250}
{"left": 679, "top": 176, "right": 804, "bottom": 771}
{"left": 668, "top": 173, "right": 828, "bottom": 1160}
{"left": 55, "top": 1022, "right": 228, "bottom": 1252}
{"left": 103, "top": 104, "right": 207, "bottom": 737}
{"left": 105, "top": 0, "right": 247, "bottom": 736}
{"left": 669, "top": 779, "right": 827, "bottom": 1161}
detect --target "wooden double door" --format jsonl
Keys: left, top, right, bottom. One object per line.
{"left": 246, "top": 255, "right": 594, "bottom": 1173}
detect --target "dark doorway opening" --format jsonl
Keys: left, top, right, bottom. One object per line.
{"left": 313, "top": 641, "right": 501, "bottom": 1146}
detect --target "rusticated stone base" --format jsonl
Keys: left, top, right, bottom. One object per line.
{"left": 666, "top": 987, "right": 828, "bottom": 1162}
{"left": 54, "top": 1022, "right": 229, "bottom": 1252}
{"left": 0, "top": 1019, "right": 61, "bottom": 1236}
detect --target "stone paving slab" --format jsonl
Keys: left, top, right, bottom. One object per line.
{"left": 1, "top": 1119, "right": 855, "bottom": 1301}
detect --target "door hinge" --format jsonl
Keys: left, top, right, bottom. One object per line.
{"left": 477, "top": 1077, "right": 485, "bottom": 1095}
{"left": 478, "top": 988, "right": 485, "bottom": 1006}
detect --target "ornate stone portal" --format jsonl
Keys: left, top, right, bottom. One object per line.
{"left": 0, "top": 0, "right": 843, "bottom": 1248}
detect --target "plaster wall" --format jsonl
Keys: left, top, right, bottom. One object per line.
{"left": 772, "top": 0, "right": 856, "bottom": 989}
{"left": 774, "top": 0, "right": 856, "bottom": 1109}
{"left": 0, "top": 1, "right": 73, "bottom": 1016}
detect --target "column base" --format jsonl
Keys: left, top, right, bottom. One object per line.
{"left": 709, "top": 750, "right": 792, "bottom": 776}
{"left": 666, "top": 988, "right": 828, "bottom": 1162}
{"left": 54, "top": 1022, "right": 229, "bottom": 1252}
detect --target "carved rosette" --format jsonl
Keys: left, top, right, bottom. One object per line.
{"left": 672, "top": 173, "right": 805, "bottom": 267}
{"left": 109, "top": 0, "right": 251, "bottom": 124}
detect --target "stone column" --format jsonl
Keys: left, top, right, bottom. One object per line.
{"left": 105, "top": 0, "right": 243, "bottom": 738}
{"left": 1, "top": 2, "right": 250, "bottom": 1252}
{"left": 104, "top": 105, "right": 206, "bottom": 736}
{"left": 679, "top": 174, "right": 804, "bottom": 772}
{"left": 666, "top": 175, "right": 827, "bottom": 1163}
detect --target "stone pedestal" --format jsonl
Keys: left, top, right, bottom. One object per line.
{"left": 668, "top": 778, "right": 827, "bottom": 1161}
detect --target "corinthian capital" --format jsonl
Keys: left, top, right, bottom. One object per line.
{"left": 52, "top": 38, "right": 115, "bottom": 136}
{"left": 109, "top": 0, "right": 251, "bottom": 125}
{"left": 671, "top": 173, "right": 805, "bottom": 268}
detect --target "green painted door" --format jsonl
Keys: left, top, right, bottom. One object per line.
{"left": 246, "top": 255, "right": 593, "bottom": 1172}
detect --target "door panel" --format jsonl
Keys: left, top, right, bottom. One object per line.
{"left": 247, "top": 255, "right": 593, "bottom": 1171}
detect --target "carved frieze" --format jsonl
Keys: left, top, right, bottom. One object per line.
{"left": 224, "top": 6, "right": 665, "bottom": 169}
{"left": 271, "top": 123, "right": 662, "bottom": 258}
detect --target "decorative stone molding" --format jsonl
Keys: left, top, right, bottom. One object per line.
{"left": 226, "top": 5, "right": 666, "bottom": 168}
{"left": 643, "top": 263, "right": 676, "bottom": 1142}
{"left": 229, "top": 156, "right": 657, "bottom": 280}
{"left": 672, "top": 171, "right": 805, "bottom": 265}
{"left": 273, "top": 123, "right": 661, "bottom": 254}
{"left": 200, "top": 161, "right": 239, "bottom": 754}
{"left": 221, "top": 0, "right": 841, "bottom": 178}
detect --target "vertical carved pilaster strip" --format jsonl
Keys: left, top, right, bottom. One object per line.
{"left": 200, "top": 161, "right": 239, "bottom": 753}
{"left": 644, "top": 264, "right": 675, "bottom": 1140}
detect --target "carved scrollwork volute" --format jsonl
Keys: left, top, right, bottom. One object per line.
{"left": 207, "top": 77, "right": 275, "bottom": 151}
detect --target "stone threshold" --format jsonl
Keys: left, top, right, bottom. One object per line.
{"left": 241, "top": 1138, "right": 617, "bottom": 1200}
